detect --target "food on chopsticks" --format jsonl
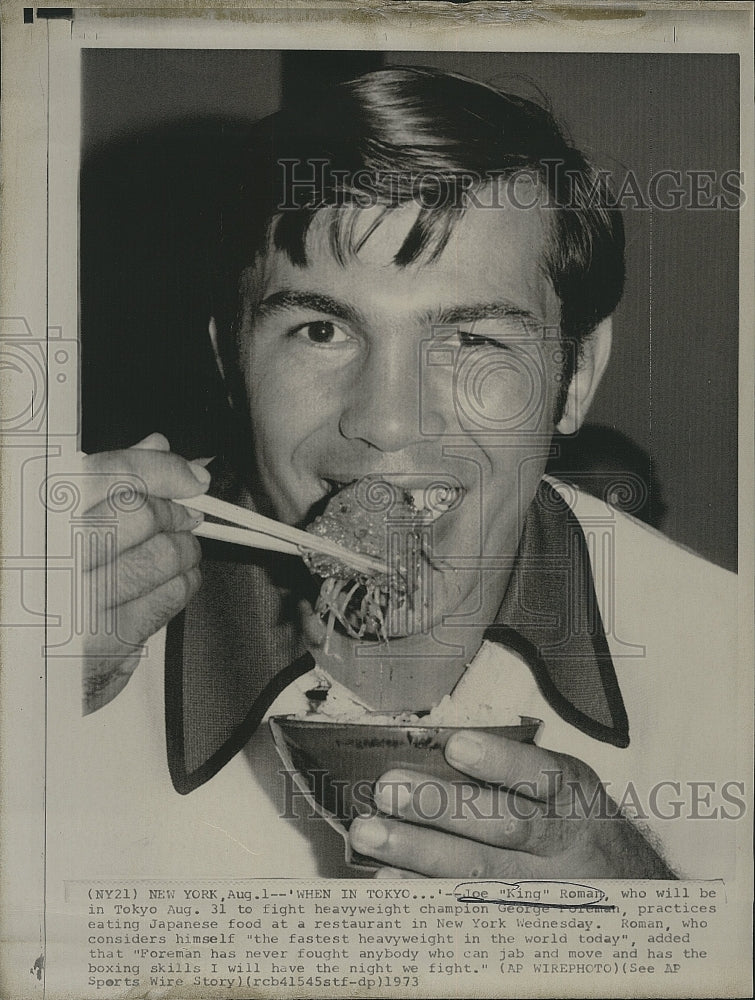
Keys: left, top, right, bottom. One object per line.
{"left": 302, "top": 480, "right": 426, "bottom": 642}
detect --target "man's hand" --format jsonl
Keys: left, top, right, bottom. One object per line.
{"left": 80, "top": 433, "right": 210, "bottom": 714}
{"left": 350, "top": 731, "right": 675, "bottom": 879}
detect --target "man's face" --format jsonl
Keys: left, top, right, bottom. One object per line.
{"left": 239, "top": 193, "right": 563, "bottom": 632}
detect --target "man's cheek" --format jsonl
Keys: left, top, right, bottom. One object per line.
{"left": 453, "top": 365, "right": 552, "bottom": 438}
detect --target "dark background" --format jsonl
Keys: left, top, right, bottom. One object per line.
{"left": 81, "top": 50, "right": 739, "bottom": 571}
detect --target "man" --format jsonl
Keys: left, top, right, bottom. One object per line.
{"left": 76, "top": 67, "right": 739, "bottom": 880}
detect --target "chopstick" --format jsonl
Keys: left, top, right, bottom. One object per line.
{"left": 193, "top": 521, "right": 301, "bottom": 555}
{"left": 176, "top": 493, "right": 385, "bottom": 575}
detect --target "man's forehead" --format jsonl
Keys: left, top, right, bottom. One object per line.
{"left": 348, "top": 202, "right": 424, "bottom": 261}
{"left": 244, "top": 178, "right": 558, "bottom": 322}
{"left": 314, "top": 177, "right": 550, "bottom": 262}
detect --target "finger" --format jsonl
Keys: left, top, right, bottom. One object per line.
{"left": 85, "top": 566, "right": 202, "bottom": 658}
{"left": 80, "top": 447, "right": 211, "bottom": 512}
{"left": 82, "top": 566, "right": 202, "bottom": 714}
{"left": 83, "top": 649, "right": 142, "bottom": 715}
{"left": 374, "top": 866, "right": 424, "bottom": 879}
{"left": 90, "top": 530, "right": 202, "bottom": 608}
{"left": 374, "top": 768, "right": 557, "bottom": 855}
{"left": 131, "top": 432, "right": 171, "bottom": 452}
{"left": 115, "top": 566, "right": 203, "bottom": 643}
{"left": 444, "top": 731, "right": 582, "bottom": 802}
{"left": 79, "top": 498, "right": 203, "bottom": 569}
{"left": 349, "top": 816, "right": 540, "bottom": 879}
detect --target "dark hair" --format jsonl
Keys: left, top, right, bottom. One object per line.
{"left": 214, "top": 66, "right": 625, "bottom": 419}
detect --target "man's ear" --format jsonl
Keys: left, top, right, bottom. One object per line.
{"left": 556, "top": 317, "right": 612, "bottom": 435}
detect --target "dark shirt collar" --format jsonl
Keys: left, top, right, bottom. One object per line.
{"left": 165, "top": 478, "right": 628, "bottom": 795}
{"left": 486, "top": 478, "right": 628, "bottom": 748}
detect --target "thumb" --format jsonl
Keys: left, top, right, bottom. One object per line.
{"left": 131, "top": 432, "right": 171, "bottom": 452}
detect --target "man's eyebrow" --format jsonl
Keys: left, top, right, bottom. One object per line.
{"left": 254, "top": 290, "right": 543, "bottom": 331}
{"left": 434, "top": 301, "right": 542, "bottom": 327}
{"left": 255, "top": 290, "right": 363, "bottom": 326}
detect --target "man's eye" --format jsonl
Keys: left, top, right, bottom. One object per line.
{"left": 292, "top": 320, "right": 350, "bottom": 345}
{"left": 456, "top": 330, "right": 510, "bottom": 350}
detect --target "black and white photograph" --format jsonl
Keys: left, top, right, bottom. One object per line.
{"left": 1, "top": 4, "right": 753, "bottom": 998}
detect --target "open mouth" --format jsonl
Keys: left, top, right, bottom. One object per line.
{"left": 407, "top": 484, "right": 464, "bottom": 523}
{"left": 317, "top": 476, "right": 464, "bottom": 523}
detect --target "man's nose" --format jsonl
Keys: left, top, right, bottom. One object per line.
{"left": 338, "top": 337, "right": 446, "bottom": 452}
